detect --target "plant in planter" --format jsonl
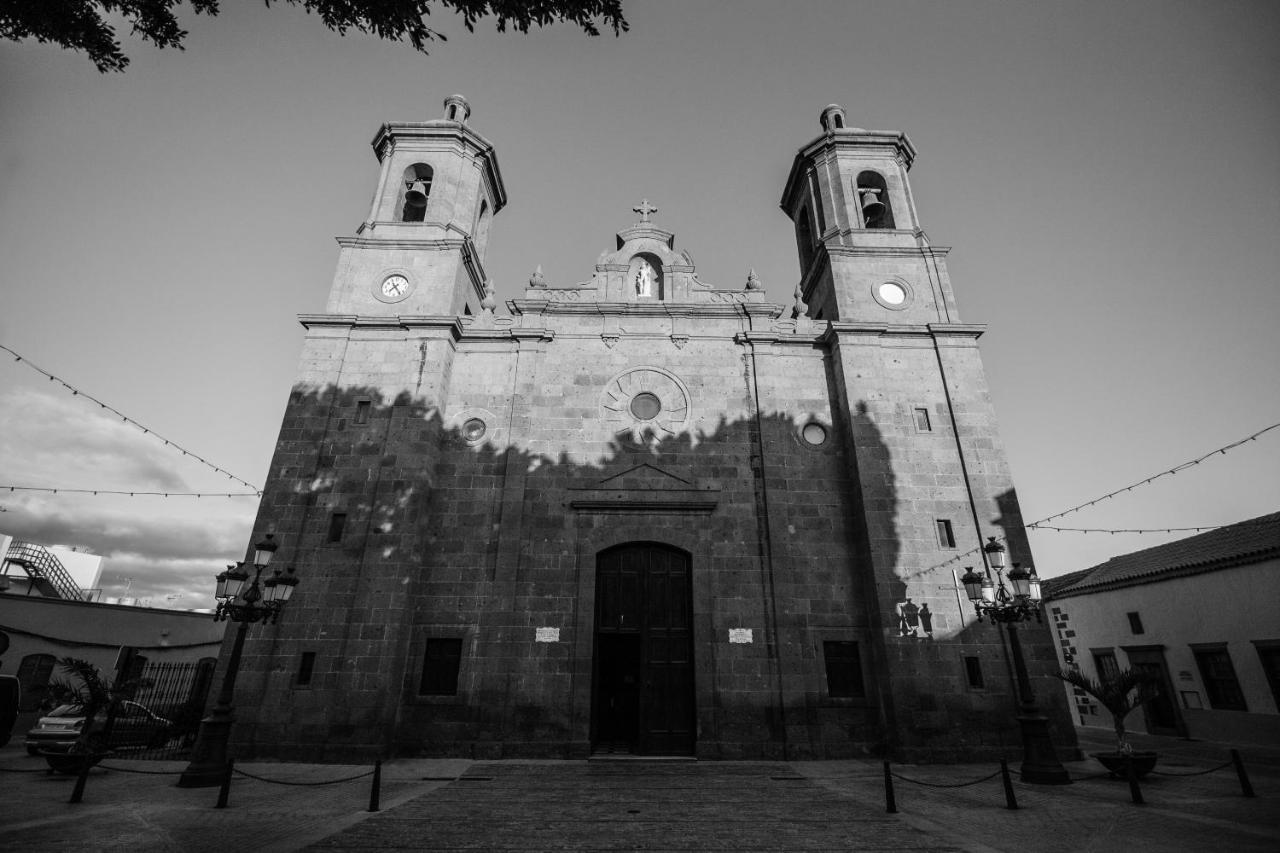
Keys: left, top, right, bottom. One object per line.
{"left": 1056, "top": 666, "right": 1162, "bottom": 777}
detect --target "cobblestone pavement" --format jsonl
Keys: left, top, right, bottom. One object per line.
{"left": 306, "top": 761, "right": 963, "bottom": 852}
{"left": 1, "top": 735, "right": 1277, "bottom": 852}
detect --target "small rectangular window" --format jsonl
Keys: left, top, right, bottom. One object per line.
{"left": 327, "top": 512, "right": 347, "bottom": 543}
{"left": 1093, "top": 651, "right": 1119, "bottom": 682}
{"left": 1256, "top": 644, "right": 1280, "bottom": 709}
{"left": 936, "top": 519, "right": 956, "bottom": 549}
{"left": 1126, "top": 612, "right": 1144, "bottom": 635}
{"left": 1194, "top": 648, "right": 1247, "bottom": 711}
{"left": 823, "top": 641, "right": 865, "bottom": 698}
{"left": 355, "top": 400, "right": 371, "bottom": 425}
{"left": 963, "top": 655, "right": 984, "bottom": 689}
{"left": 297, "top": 652, "right": 316, "bottom": 686}
{"left": 420, "top": 638, "right": 464, "bottom": 696}
{"left": 914, "top": 407, "right": 932, "bottom": 432}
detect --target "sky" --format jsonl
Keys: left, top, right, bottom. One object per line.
{"left": 1, "top": 0, "right": 1277, "bottom": 609}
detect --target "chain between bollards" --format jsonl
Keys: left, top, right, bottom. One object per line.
{"left": 882, "top": 760, "right": 897, "bottom": 813}
{"left": 368, "top": 759, "right": 382, "bottom": 812}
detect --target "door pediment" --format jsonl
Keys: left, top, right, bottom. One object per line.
{"left": 569, "top": 463, "right": 719, "bottom": 513}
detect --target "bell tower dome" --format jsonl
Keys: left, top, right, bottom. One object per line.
{"left": 780, "top": 105, "right": 959, "bottom": 325}
{"left": 326, "top": 95, "right": 506, "bottom": 317}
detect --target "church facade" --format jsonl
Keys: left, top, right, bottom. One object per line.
{"left": 225, "top": 96, "right": 1076, "bottom": 762}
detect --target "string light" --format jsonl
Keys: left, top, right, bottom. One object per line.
{"left": 2, "top": 485, "right": 261, "bottom": 498}
{"left": 909, "top": 421, "right": 1280, "bottom": 579}
{"left": 1, "top": 343, "right": 262, "bottom": 491}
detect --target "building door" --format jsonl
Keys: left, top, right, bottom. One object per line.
{"left": 593, "top": 543, "right": 695, "bottom": 755}
{"left": 1124, "top": 647, "right": 1185, "bottom": 738}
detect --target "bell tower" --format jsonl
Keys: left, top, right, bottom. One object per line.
{"left": 780, "top": 104, "right": 958, "bottom": 325}
{"left": 327, "top": 94, "right": 506, "bottom": 317}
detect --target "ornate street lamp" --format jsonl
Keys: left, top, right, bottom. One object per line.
{"left": 177, "top": 534, "right": 299, "bottom": 788}
{"left": 959, "top": 537, "right": 1070, "bottom": 785}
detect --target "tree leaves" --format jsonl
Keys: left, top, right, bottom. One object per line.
{"left": 1, "top": 0, "right": 628, "bottom": 72}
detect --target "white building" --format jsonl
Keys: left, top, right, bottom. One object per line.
{"left": 1045, "top": 512, "right": 1280, "bottom": 746}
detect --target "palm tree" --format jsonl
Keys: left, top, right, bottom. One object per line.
{"left": 1056, "top": 666, "right": 1161, "bottom": 753}
{"left": 46, "top": 657, "right": 140, "bottom": 757}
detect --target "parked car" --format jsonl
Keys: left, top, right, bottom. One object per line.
{"left": 24, "top": 700, "right": 173, "bottom": 755}
{"left": 0, "top": 675, "right": 19, "bottom": 747}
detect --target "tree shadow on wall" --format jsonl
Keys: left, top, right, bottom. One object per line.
{"left": 216, "top": 380, "right": 1065, "bottom": 762}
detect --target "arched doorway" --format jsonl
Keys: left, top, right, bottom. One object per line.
{"left": 592, "top": 543, "right": 695, "bottom": 755}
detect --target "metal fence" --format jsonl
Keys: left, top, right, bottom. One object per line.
{"left": 107, "top": 659, "right": 216, "bottom": 760}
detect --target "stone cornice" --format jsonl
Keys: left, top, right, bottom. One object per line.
{"left": 568, "top": 489, "right": 719, "bottom": 514}
{"left": 781, "top": 129, "right": 917, "bottom": 211}
{"left": 928, "top": 323, "right": 987, "bottom": 341}
{"left": 336, "top": 236, "right": 465, "bottom": 251}
{"left": 824, "top": 242, "right": 951, "bottom": 259}
{"left": 298, "top": 314, "right": 465, "bottom": 335}
{"left": 371, "top": 121, "right": 506, "bottom": 212}
{"left": 508, "top": 299, "right": 783, "bottom": 319}
{"left": 818, "top": 322, "right": 986, "bottom": 345}
{"left": 735, "top": 330, "right": 826, "bottom": 348}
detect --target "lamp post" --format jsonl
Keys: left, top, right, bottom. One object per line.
{"left": 959, "top": 537, "right": 1069, "bottom": 785}
{"left": 177, "top": 534, "right": 298, "bottom": 788}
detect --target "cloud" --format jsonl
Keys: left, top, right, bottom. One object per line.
{"left": 0, "top": 387, "right": 191, "bottom": 492}
{"left": 2, "top": 494, "right": 254, "bottom": 562}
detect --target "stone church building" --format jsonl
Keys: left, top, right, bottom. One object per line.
{"left": 227, "top": 96, "right": 1075, "bottom": 762}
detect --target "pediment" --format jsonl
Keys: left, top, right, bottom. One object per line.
{"left": 569, "top": 462, "right": 719, "bottom": 514}
{"left": 595, "top": 462, "right": 693, "bottom": 490}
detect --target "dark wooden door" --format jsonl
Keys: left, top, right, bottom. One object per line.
{"left": 594, "top": 543, "right": 695, "bottom": 755}
{"left": 1125, "top": 648, "right": 1185, "bottom": 737}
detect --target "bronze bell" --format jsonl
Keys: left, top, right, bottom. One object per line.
{"left": 404, "top": 180, "right": 430, "bottom": 208}
{"left": 860, "top": 188, "right": 885, "bottom": 223}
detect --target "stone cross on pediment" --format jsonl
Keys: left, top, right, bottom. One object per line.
{"left": 632, "top": 198, "right": 658, "bottom": 223}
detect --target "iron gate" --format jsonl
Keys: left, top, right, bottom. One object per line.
{"left": 107, "top": 658, "right": 217, "bottom": 760}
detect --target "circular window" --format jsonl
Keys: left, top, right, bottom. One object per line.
{"left": 878, "top": 282, "right": 907, "bottom": 305}
{"left": 630, "top": 392, "right": 662, "bottom": 421}
{"left": 462, "top": 418, "right": 487, "bottom": 442}
{"left": 801, "top": 422, "right": 828, "bottom": 446}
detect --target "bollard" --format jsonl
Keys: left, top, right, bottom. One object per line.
{"left": 1230, "top": 749, "right": 1256, "bottom": 798}
{"left": 68, "top": 752, "right": 92, "bottom": 804}
{"left": 1124, "top": 753, "right": 1144, "bottom": 805}
{"left": 216, "top": 759, "right": 234, "bottom": 809}
{"left": 1000, "top": 759, "right": 1018, "bottom": 810}
{"left": 883, "top": 760, "right": 897, "bottom": 814}
{"left": 368, "top": 759, "right": 382, "bottom": 812}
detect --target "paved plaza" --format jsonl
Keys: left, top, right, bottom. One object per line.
{"left": 0, "top": 731, "right": 1276, "bottom": 852}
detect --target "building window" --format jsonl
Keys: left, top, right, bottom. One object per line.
{"left": 823, "top": 641, "right": 865, "bottom": 698}
{"left": 420, "top": 638, "right": 464, "bottom": 696}
{"left": 1254, "top": 643, "right": 1280, "bottom": 710}
{"left": 16, "top": 653, "right": 57, "bottom": 712}
{"left": 856, "top": 170, "right": 896, "bottom": 229}
{"left": 1093, "top": 651, "right": 1119, "bottom": 682}
{"left": 1194, "top": 648, "right": 1247, "bottom": 711}
{"left": 355, "top": 400, "right": 371, "bottom": 425}
{"left": 296, "top": 652, "right": 317, "bottom": 686}
{"left": 963, "top": 655, "right": 984, "bottom": 689}
{"left": 327, "top": 512, "right": 347, "bottom": 544}
{"left": 936, "top": 519, "right": 956, "bottom": 549}
{"left": 400, "top": 164, "right": 433, "bottom": 222}
{"left": 1127, "top": 612, "right": 1145, "bottom": 635}
{"left": 913, "top": 407, "right": 932, "bottom": 432}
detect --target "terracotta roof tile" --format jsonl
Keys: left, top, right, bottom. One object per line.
{"left": 1045, "top": 512, "right": 1280, "bottom": 599}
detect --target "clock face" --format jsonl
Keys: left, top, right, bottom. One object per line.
{"left": 381, "top": 274, "right": 409, "bottom": 298}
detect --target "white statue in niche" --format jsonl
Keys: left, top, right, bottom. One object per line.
{"left": 635, "top": 260, "right": 655, "bottom": 297}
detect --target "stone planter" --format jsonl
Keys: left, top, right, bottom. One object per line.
{"left": 1092, "top": 751, "right": 1158, "bottom": 778}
